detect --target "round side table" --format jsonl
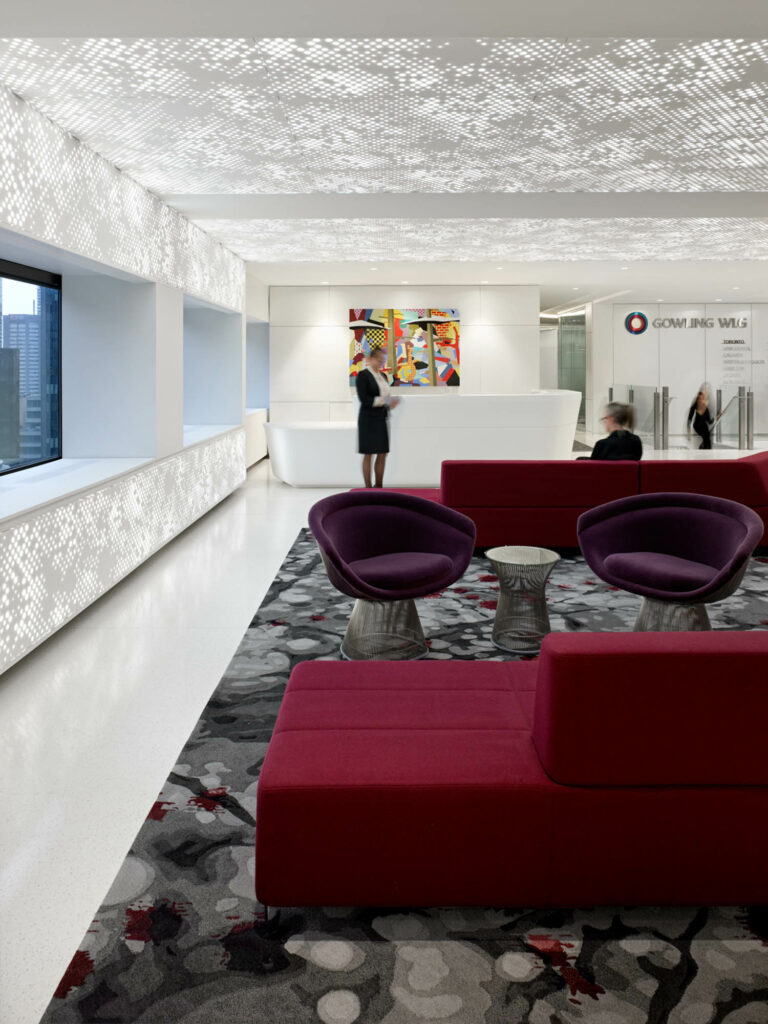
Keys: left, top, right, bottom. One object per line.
{"left": 485, "top": 545, "right": 561, "bottom": 653}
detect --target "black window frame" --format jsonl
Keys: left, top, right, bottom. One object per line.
{"left": 0, "top": 257, "right": 63, "bottom": 477}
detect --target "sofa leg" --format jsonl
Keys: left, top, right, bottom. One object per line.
{"left": 634, "top": 598, "right": 711, "bottom": 631}
{"left": 341, "top": 597, "right": 428, "bottom": 660}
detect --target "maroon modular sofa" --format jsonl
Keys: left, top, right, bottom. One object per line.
{"left": 399, "top": 452, "right": 768, "bottom": 547}
{"left": 255, "top": 631, "right": 768, "bottom": 908}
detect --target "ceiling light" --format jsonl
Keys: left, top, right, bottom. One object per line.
{"left": 715, "top": 298, "right": 723, "bottom": 302}
{"left": 657, "top": 298, "right": 664, "bottom": 302}
{"left": 733, "top": 285, "right": 741, "bottom": 290}
{"left": 481, "top": 280, "right": 489, "bottom": 284}
{"left": 496, "top": 266, "right": 504, "bottom": 270}
{"left": 320, "top": 280, "right": 329, "bottom": 284}
{"left": 620, "top": 266, "right": 629, "bottom": 271}
{"left": 401, "top": 280, "right": 409, "bottom": 284}
{"left": 369, "top": 266, "right": 377, "bottom": 271}
{"left": 572, "top": 287, "right": 579, "bottom": 291}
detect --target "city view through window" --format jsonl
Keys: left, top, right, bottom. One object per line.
{"left": 0, "top": 268, "right": 61, "bottom": 474}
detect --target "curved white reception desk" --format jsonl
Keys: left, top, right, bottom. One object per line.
{"left": 266, "top": 391, "right": 581, "bottom": 488}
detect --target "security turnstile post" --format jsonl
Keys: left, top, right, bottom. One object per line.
{"left": 715, "top": 388, "right": 722, "bottom": 443}
{"left": 747, "top": 390, "right": 755, "bottom": 450}
{"left": 661, "top": 386, "right": 669, "bottom": 450}
{"left": 653, "top": 390, "right": 661, "bottom": 451}
{"left": 737, "top": 385, "right": 749, "bottom": 448}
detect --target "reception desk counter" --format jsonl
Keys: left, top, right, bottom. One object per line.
{"left": 266, "top": 391, "right": 581, "bottom": 488}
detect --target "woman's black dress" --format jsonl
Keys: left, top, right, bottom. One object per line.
{"left": 688, "top": 403, "right": 714, "bottom": 450}
{"left": 356, "top": 368, "right": 390, "bottom": 454}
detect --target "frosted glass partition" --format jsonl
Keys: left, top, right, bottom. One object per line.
{"left": 611, "top": 384, "right": 659, "bottom": 447}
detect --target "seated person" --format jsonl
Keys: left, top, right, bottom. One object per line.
{"left": 590, "top": 402, "right": 643, "bottom": 461}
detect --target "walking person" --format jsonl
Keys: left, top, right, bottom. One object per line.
{"left": 356, "top": 347, "right": 400, "bottom": 487}
{"left": 688, "top": 386, "right": 715, "bottom": 450}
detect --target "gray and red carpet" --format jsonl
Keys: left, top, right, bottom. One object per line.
{"left": 44, "top": 532, "right": 768, "bottom": 1023}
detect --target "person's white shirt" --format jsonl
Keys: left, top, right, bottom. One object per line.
{"left": 370, "top": 368, "right": 391, "bottom": 408}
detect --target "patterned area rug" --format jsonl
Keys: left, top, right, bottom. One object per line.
{"left": 44, "top": 531, "right": 768, "bottom": 1024}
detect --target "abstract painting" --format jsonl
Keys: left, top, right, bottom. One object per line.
{"left": 348, "top": 307, "right": 460, "bottom": 387}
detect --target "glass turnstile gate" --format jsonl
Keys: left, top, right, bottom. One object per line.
{"left": 609, "top": 384, "right": 755, "bottom": 451}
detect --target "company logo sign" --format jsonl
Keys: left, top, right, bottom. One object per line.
{"left": 624, "top": 312, "right": 648, "bottom": 335}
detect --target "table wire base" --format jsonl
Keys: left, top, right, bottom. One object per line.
{"left": 634, "top": 597, "right": 712, "bottom": 632}
{"left": 486, "top": 546, "right": 560, "bottom": 654}
{"left": 341, "top": 597, "right": 428, "bottom": 661}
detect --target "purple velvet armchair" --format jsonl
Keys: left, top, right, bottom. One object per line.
{"left": 309, "top": 491, "right": 476, "bottom": 659}
{"left": 577, "top": 491, "right": 763, "bottom": 630}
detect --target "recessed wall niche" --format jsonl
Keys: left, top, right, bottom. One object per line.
{"left": 183, "top": 299, "right": 244, "bottom": 444}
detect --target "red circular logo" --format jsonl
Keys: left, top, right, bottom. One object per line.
{"left": 625, "top": 312, "right": 648, "bottom": 335}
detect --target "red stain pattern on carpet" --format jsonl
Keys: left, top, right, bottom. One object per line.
{"left": 188, "top": 787, "right": 229, "bottom": 812}
{"left": 527, "top": 934, "right": 605, "bottom": 1000}
{"left": 54, "top": 950, "right": 94, "bottom": 999}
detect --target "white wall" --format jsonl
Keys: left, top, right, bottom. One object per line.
{"left": 269, "top": 285, "right": 541, "bottom": 423}
{"left": 539, "top": 325, "right": 558, "bottom": 389}
{"left": 183, "top": 307, "right": 244, "bottom": 427}
{"left": 155, "top": 284, "right": 184, "bottom": 458}
{"left": 592, "top": 302, "right": 768, "bottom": 438}
{"left": 63, "top": 276, "right": 158, "bottom": 458}
{"left": 246, "top": 321, "right": 270, "bottom": 409}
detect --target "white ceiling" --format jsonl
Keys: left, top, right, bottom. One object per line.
{"left": 2, "top": 37, "right": 768, "bottom": 196}
{"left": 1, "top": 22, "right": 768, "bottom": 289}
{"left": 206, "top": 217, "right": 768, "bottom": 262}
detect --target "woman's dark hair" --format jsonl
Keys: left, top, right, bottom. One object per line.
{"left": 604, "top": 401, "right": 634, "bottom": 430}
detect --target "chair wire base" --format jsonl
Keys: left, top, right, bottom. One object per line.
{"left": 634, "top": 597, "right": 711, "bottom": 632}
{"left": 341, "top": 597, "right": 428, "bottom": 661}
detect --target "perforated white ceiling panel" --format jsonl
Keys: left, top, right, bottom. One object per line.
{"left": 199, "top": 217, "right": 768, "bottom": 261}
{"left": 1, "top": 37, "right": 768, "bottom": 194}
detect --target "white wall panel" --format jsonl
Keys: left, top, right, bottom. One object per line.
{"left": 269, "top": 325, "right": 350, "bottom": 403}
{"left": 269, "top": 287, "right": 332, "bottom": 326}
{"left": 658, "top": 304, "right": 707, "bottom": 436}
{"left": 478, "top": 286, "right": 540, "bottom": 326}
{"left": 472, "top": 325, "right": 541, "bottom": 394}
{"left": 183, "top": 308, "right": 244, "bottom": 425}
{"left": 269, "top": 402, "right": 332, "bottom": 424}
{"left": 330, "top": 402, "right": 356, "bottom": 422}
{"left": 268, "top": 284, "right": 542, "bottom": 423}
{"left": 612, "top": 305, "right": 660, "bottom": 387}
{"left": 751, "top": 305, "right": 768, "bottom": 434}
{"left": 155, "top": 284, "right": 185, "bottom": 458}
{"left": 0, "top": 428, "right": 245, "bottom": 673}
{"left": 62, "top": 276, "right": 158, "bottom": 458}
{"left": 246, "top": 321, "right": 270, "bottom": 409}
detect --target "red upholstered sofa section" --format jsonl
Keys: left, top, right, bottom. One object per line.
{"left": 532, "top": 631, "right": 768, "bottom": 787}
{"left": 440, "top": 460, "right": 640, "bottom": 546}
{"left": 255, "top": 633, "right": 768, "bottom": 908}
{"left": 639, "top": 451, "right": 768, "bottom": 543}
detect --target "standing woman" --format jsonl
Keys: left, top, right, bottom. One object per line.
{"left": 688, "top": 385, "right": 715, "bottom": 450}
{"left": 356, "top": 347, "right": 400, "bottom": 487}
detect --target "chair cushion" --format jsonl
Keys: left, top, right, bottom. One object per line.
{"left": 604, "top": 550, "right": 714, "bottom": 591}
{"left": 349, "top": 551, "right": 453, "bottom": 590}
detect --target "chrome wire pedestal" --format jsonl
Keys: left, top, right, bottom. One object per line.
{"left": 634, "top": 597, "right": 711, "bottom": 632}
{"left": 486, "top": 545, "right": 561, "bottom": 654}
{"left": 341, "top": 597, "right": 428, "bottom": 660}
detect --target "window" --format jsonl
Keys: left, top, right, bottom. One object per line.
{"left": 0, "top": 259, "right": 61, "bottom": 475}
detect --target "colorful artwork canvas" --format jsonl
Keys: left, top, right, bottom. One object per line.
{"left": 348, "top": 308, "right": 460, "bottom": 387}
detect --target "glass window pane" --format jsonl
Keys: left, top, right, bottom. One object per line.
{"left": 0, "top": 271, "right": 61, "bottom": 474}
